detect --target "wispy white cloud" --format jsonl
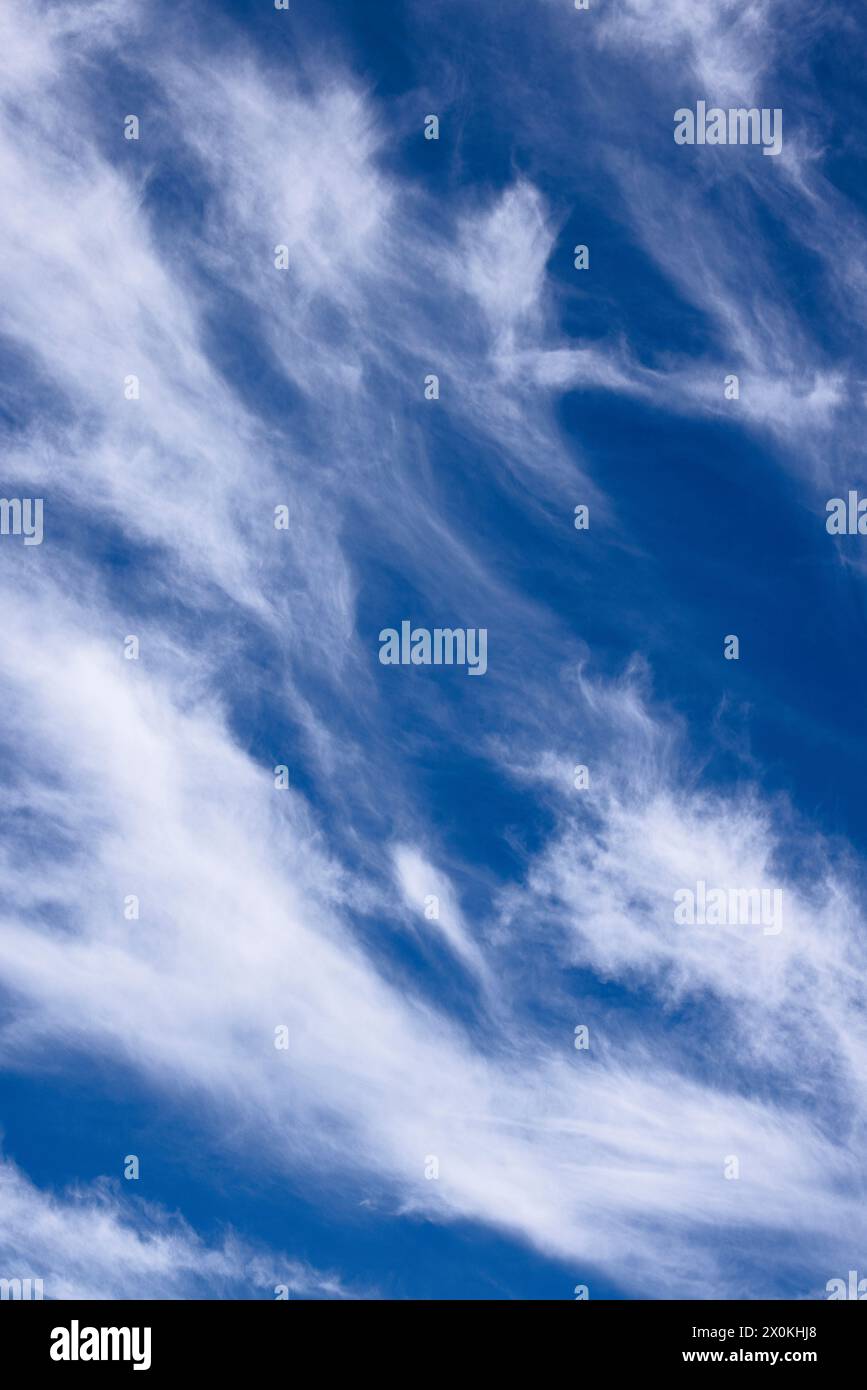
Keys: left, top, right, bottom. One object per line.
{"left": 595, "top": 0, "right": 782, "bottom": 105}
{"left": 393, "top": 843, "right": 491, "bottom": 988}
{"left": 0, "top": 1152, "right": 357, "bottom": 1300}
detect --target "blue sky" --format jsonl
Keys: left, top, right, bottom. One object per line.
{"left": 1, "top": 0, "right": 866, "bottom": 1300}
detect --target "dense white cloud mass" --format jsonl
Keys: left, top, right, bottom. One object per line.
{"left": 0, "top": 0, "right": 864, "bottom": 1300}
